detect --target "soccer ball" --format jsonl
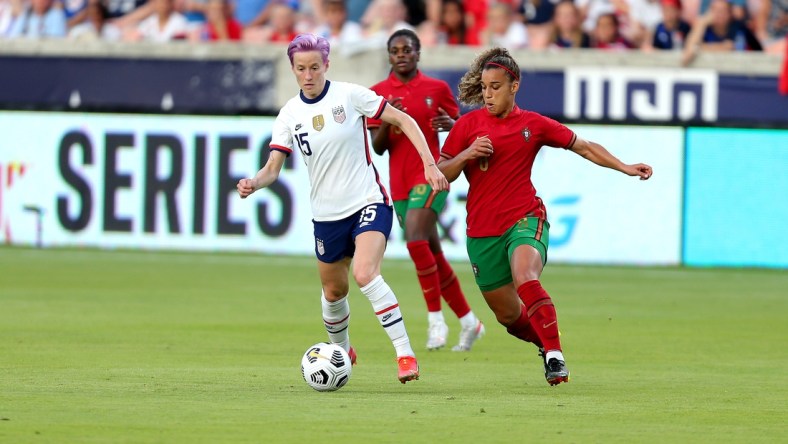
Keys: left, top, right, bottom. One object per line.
{"left": 301, "top": 342, "right": 352, "bottom": 392}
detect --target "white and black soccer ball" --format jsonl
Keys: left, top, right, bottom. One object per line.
{"left": 301, "top": 343, "right": 352, "bottom": 392}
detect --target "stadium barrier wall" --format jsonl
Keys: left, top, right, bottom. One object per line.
{"left": 0, "top": 111, "right": 684, "bottom": 265}
{"left": 0, "top": 41, "right": 785, "bottom": 126}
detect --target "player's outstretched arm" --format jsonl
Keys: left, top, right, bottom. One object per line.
{"left": 379, "top": 105, "right": 449, "bottom": 191}
{"left": 569, "top": 137, "right": 653, "bottom": 180}
{"left": 237, "top": 150, "right": 288, "bottom": 198}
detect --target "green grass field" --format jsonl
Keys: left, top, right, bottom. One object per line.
{"left": 1, "top": 247, "right": 786, "bottom": 443}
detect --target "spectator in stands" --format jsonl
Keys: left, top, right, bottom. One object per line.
{"left": 178, "top": 0, "right": 208, "bottom": 31}
{"left": 756, "top": 0, "right": 787, "bottom": 53}
{"left": 103, "top": 0, "right": 151, "bottom": 30}
{"left": 482, "top": 2, "right": 529, "bottom": 49}
{"left": 236, "top": 0, "right": 269, "bottom": 26}
{"left": 0, "top": 0, "right": 23, "bottom": 37}
{"left": 650, "top": 0, "right": 690, "bottom": 49}
{"left": 311, "top": 0, "right": 363, "bottom": 52}
{"left": 361, "top": 0, "right": 411, "bottom": 32}
{"left": 68, "top": 0, "right": 123, "bottom": 39}
{"left": 577, "top": 0, "right": 615, "bottom": 34}
{"left": 242, "top": 0, "right": 297, "bottom": 28}
{"left": 125, "top": 0, "right": 189, "bottom": 41}
{"left": 682, "top": 0, "right": 762, "bottom": 64}
{"left": 265, "top": 0, "right": 297, "bottom": 41}
{"left": 62, "top": 0, "right": 89, "bottom": 29}
{"left": 591, "top": 12, "right": 634, "bottom": 48}
{"left": 401, "top": 0, "right": 426, "bottom": 26}
{"left": 190, "top": 0, "right": 241, "bottom": 40}
{"left": 625, "top": 0, "right": 664, "bottom": 47}
{"left": 434, "top": 0, "right": 479, "bottom": 45}
{"left": 695, "top": 0, "right": 746, "bottom": 22}
{"left": 520, "top": 0, "right": 560, "bottom": 49}
{"left": 345, "top": 0, "right": 370, "bottom": 22}
{"left": 357, "top": 0, "right": 413, "bottom": 50}
{"left": 244, "top": 0, "right": 297, "bottom": 42}
{"left": 424, "top": 0, "right": 485, "bottom": 45}
{"left": 547, "top": 0, "right": 591, "bottom": 48}
{"left": 6, "top": 0, "right": 68, "bottom": 38}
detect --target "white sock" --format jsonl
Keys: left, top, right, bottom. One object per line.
{"left": 360, "top": 275, "right": 415, "bottom": 358}
{"left": 321, "top": 291, "right": 351, "bottom": 352}
{"left": 545, "top": 350, "right": 565, "bottom": 363}
{"left": 428, "top": 310, "right": 445, "bottom": 325}
{"left": 458, "top": 311, "right": 478, "bottom": 329}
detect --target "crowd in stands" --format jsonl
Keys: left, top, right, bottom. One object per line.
{"left": 0, "top": 0, "right": 785, "bottom": 60}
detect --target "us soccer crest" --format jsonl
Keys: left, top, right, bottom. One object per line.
{"left": 425, "top": 96, "right": 433, "bottom": 108}
{"left": 316, "top": 238, "right": 325, "bottom": 256}
{"left": 332, "top": 105, "right": 346, "bottom": 123}
{"left": 522, "top": 128, "right": 531, "bottom": 142}
{"left": 312, "top": 115, "right": 325, "bottom": 131}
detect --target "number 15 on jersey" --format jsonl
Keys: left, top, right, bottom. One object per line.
{"left": 295, "top": 132, "right": 312, "bottom": 156}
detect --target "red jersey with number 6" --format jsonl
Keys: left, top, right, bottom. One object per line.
{"left": 440, "top": 106, "right": 576, "bottom": 238}
{"left": 368, "top": 71, "right": 460, "bottom": 201}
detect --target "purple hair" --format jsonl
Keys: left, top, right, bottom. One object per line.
{"left": 287, "top": 33, "right": 330, "bottom": 66}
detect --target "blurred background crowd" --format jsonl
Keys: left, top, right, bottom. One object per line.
{"left": 0, "top": 0, "right": 785, "bottom": 60}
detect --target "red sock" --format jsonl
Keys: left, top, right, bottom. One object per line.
{"left": 506, "top": 304, "right": 543, "bottom": 347}
{"left": 406, "top": 240, "right": 441, "bottom": 312}
{"left": 517, "top": 280, "right": 561, "bottom": 352}
{"left": 434, "top": 252, "right": 471, "bottom": 318}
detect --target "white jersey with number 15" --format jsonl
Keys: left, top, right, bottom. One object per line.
{"left": 270, "top": 80, "right": 391, "bottom": 222}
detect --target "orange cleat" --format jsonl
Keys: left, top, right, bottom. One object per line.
{"left": 397, "top": 356, "right": 420, "bottom": 384}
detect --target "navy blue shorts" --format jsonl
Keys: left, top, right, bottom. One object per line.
{"left": 313, "top": 203, "right": 393, "bottom": 263}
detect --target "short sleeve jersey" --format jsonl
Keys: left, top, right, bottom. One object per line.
{"left": 368, "top": 71, "right": 460, "bottom": 201}
{"left": 271, "top": 80, "right": 390, "bottom": 221}
{"left": 440, "top": 106, "right": 576, "bottom": 238}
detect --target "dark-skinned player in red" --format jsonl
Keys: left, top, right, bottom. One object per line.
{"left": 368, "top": 29, "right": 485, "bottom": 352}
{"left": 438, "top": 47, "right": 653, "bottom": 385}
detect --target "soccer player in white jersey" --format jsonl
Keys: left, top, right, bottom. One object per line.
{"left": 237, "top": 33, "right": 448, "bottom": 384}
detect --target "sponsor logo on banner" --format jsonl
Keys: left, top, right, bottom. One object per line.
{"left": 312, "top": 115, "right": 325, "bottom": 131}
{"left": 564, "top": 67, "right": 718, "bottom": 122}
{"left": 332, "top": 106, "right": 346, "bottom": 123}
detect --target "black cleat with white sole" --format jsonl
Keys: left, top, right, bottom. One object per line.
{"left": 544, "top": 357, "right": 570, "bottom": 386}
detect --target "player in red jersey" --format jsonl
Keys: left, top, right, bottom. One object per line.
{"left": 438, "top": 47, "right": 653, "bottom": 385}
{"left": 368, "top": 29, "right": 485, "bottom": 352}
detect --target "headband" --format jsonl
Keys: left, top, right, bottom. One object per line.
{"left": 484, "top": 62, "right": 520, "bottom": 80}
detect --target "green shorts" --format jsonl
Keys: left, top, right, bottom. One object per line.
{"left": 466, "top": 217, "right": 550, "bottom": 292}
{"left": 392, "top": 184, "right": 448, "bottom": 229}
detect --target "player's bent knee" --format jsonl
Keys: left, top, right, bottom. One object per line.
{"left": 497, "top": 313, "right": 520, "bottom": 326}
{"left": 352, "top": 268, "right": 379, "bottom": 288}
{"left": 493, "top": 307, "right": 521, "bottom": 326}
{"left": 323, "top": 285, "right": 349, "bottom": 302}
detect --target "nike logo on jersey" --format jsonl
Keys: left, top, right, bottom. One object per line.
{"left": 295, "top": 123, "right": 302, "bottom": 131}
{"left": 359, "top": 222, "right": 371, "bottom": 228}
{"left": 542, "top": 320, "right": 557, "bottom": 329}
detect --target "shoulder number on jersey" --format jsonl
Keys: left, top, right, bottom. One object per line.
{"left": 295, "top": 132, "right": 312, "bottom": 156}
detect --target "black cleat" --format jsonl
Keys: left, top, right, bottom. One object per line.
{"left": 545, "top": 357, "right": 570, "bottom": 386}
